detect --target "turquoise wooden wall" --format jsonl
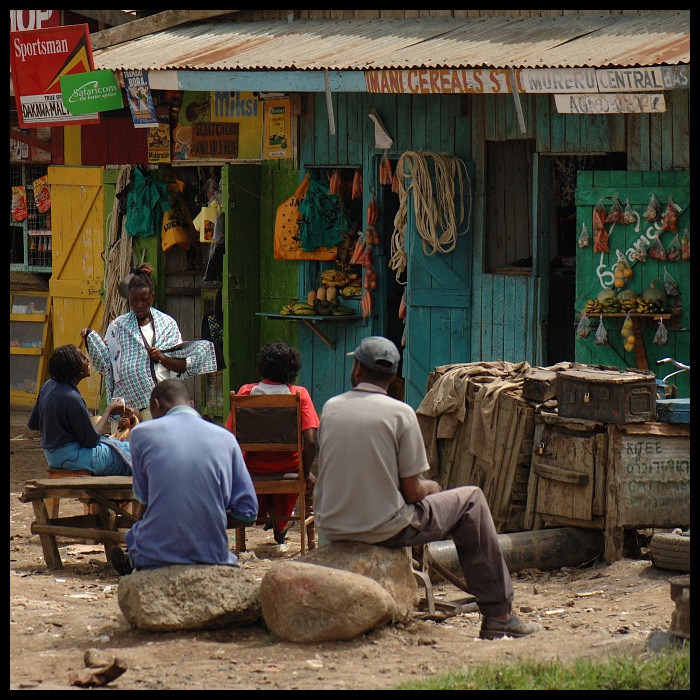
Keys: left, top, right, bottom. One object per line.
{"left": 278, "top": 89, "right": 690, "bottom": 410}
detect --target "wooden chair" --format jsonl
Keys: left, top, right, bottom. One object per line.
{"left": 229, "top": 391, "right": 315, "bottom": 554}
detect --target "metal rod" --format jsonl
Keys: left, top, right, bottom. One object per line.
{"left": 509, "top": 67, "right": 527, "bottom": 134}
{"left": 324, "top": 70, "right": 336, "bottom": 136}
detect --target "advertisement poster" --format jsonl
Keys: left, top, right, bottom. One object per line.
{"left": 263, "top": 98, "right": 292, "bottom": 160}
{"left": 147, "top": 97, "right": 173, "bottom": 164}
{"left": 172, "top": 91, "right": 263, "bottom": 161}
{"left": 10, "top": 24, "right": 100, "bottom": 128}
{"left": 60, "top": 69, "right": 123, "bottom": 115}
{"left": 123, "top": 69, "right": 159, "bottom": 128}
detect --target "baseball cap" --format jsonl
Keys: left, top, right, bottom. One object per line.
{"left": 347, "top": 336, "right": 400, "bottom": 374}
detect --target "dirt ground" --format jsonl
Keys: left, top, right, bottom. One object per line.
{"left": 10, "top": 408, "right": 681, "bottom": 691}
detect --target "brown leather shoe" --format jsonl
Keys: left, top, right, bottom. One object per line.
{"left": 480, "top": 613, "right": 540, "bottom": 640}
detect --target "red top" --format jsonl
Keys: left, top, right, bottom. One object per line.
{"left": 224, "top": 382, "right": 319, "bottom": 473}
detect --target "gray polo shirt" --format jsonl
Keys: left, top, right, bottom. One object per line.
{"left": 314, "top": 382, "right": 430, "bottom": 543}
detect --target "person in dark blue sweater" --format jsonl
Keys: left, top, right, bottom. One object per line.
{"left": 28, "top": 344, "right": 133, "bottom": 475}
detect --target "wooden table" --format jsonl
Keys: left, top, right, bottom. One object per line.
{"left": 19, "top": 476, "right": 136, "bottom": 570}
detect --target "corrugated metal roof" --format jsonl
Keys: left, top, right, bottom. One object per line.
{"left": 93, "top": 12, "right": 690, "bottom": 73}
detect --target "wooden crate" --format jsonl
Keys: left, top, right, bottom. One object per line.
{"left": 604, "top": 422, "right": 690, "bottom": 561}
{"left": 525, "top": 415, "right": 690, "bottom": 561}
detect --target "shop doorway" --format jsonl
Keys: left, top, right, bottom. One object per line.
{"left": 545, "top": 153, "right": 627, "bottom": 365}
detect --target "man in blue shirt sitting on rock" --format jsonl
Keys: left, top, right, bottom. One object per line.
{"left": 110, "top": 379, "right": 258, "bottom": 574}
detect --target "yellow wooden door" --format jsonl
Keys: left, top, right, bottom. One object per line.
{"left": 47, "top": 166, "right": 105, "bottom": 411}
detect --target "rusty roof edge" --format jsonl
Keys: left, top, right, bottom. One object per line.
{"left": 93, "top": 14, "right": 690, "bottom": 73}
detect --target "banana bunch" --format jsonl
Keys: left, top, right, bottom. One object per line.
{"left": 635, "top": 298, "right": 656, "bottom": 314}
{"left": 619, "top": 296, "right": 639, "bottom": 312}
{"left": 280, "top": 301, "right": 315, "bottom": 316}
{"left": 340, "top": 284, "right": 363, "bottom": 298}
{"left": 321, "top": 269, "right": 362, "bottom": 288}
{"left": 583, "top": 299, "right": 603, "bottom": 314}
{"left": 600, "top": 297, "right": 621, "bottom": 314}
{"left": 331, "top": 305, "right": 356, "bottom": 316}
{"left": 320, "top": 270, "right": 349, "bottom": 288}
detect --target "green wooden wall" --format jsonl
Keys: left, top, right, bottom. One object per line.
{"left": 574, "top": 171, "right": 690, "bottom": 397}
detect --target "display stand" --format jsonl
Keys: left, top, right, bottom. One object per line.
{"left": 10, "top": 291, "right": 51, "bottom": 406}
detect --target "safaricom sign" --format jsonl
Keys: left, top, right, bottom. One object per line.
{"left": 60, "top": 70, "right": 124, "bottom": 116}
{"left": 67, "top": 80, "right": 119, "bottom": 104}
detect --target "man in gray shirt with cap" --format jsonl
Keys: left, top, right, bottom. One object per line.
{"left": 314, "top": 336, "right": 539, "bottom": 640}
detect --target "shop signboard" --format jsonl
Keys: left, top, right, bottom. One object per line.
{"left": 10, "top": 24, "right": 100, "bottom": 129}
{"left": 60, "top": 69, "right": 123, "bottom": 115}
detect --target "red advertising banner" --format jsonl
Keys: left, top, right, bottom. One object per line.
{"left": 10, "top": 24, "right": 101, "bottom": 129}
{"left": 10, "top": 10, "right": 61, "bottom": 32}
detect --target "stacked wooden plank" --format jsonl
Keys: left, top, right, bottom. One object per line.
{"left": 420, "top": 366, "right": 536, "bottom": 534}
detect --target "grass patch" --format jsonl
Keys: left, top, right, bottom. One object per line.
{"left": 394, "top": 642, "right": 689, "bottom": 690}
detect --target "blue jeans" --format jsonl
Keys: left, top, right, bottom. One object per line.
{"left": 43, "top": 438, "right": 132, "bottom": 476}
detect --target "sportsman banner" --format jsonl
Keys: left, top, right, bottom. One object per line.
{"left": 10, "top": 24, "right": 100, "bottom": 129}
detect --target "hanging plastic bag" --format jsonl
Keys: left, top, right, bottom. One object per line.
{"left": 595, "top": 316, "right": 609, "bottom": 346}
{"left": 663, "top": 266, "right": 679, "bottom": 296}
{"left": 578, "top": 222, "right": 590, "bottom": 248}
{"left": 632, "top": 240, "right": 648, "bottom": 262}
{"left": 622, "top": 312, "right": 635, "bottom": 353}
{"left": 665, "top": 232, "right": 682, "bottom": 261}
{"left": 661, "top": 195, "right": 680, "bottom": 232}
{"left": 592, "top": 198, "right": 609, "bottom": 253}
{"left": 576, "top": 312, "right": 591, "bottom": 339}
{"left": 11, "top": 185, "right": 28, "bottom": 221}
{"left": 606, "top": 196, "right": 624, "bottom": 225}
{"left": 623, "top": 198, "right": 637, "bottom": 225}
{"left": 653, "top": 318, "right": 669, "bottom": 346}
{"left": 649, "top": 236, "right": 666, "bottom": 261}
{"left": 643, "top": 194, "right": 661, "bottom": 223}
{"left": 680, "top": 229, "right": 690, "bottom": 260}
{"left": 32, "top": 175, "right": 51, "bottom": 214}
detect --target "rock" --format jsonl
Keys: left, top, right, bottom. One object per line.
{"left": 117, "top": 565, "right": 261, "bottom": 631}
{"left": 261, "top": 561, "right": 397, "bottom": 643}
{"left": 298, "top": 541, "right": 419, "bottom": 622}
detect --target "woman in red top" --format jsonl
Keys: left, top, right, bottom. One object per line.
{"left": 225, "top": 341, "right": 319, "bottom": 544}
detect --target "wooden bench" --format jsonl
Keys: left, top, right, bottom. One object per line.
{"left": 19, "top": 476, "right": 136, "bottom": 570}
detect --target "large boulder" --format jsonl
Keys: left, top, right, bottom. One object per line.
{"left": 260, "top": 561, "right": 397, "bottom": 643}
{"left": 298, "top": 541, "right": 419, "bottom": 622}
{"left": 117, "top": 565, "right": 261, "bottom": 632}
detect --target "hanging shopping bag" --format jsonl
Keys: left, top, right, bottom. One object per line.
{"left": 273, "top": 173, "right": 337, "bottom": 260}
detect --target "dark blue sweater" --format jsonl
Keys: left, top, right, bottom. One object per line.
{"left": 28, "top": 379, "right": 101, "bottom": 450}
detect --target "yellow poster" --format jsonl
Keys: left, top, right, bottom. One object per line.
{"left": 147, "top": 97, "right": 174, "bottom": 164}
{"left": 263, "top": 98, "right": 292, "bottom": 160}
{"left": 172, "top": 91, "right": 263, "bottom": 161}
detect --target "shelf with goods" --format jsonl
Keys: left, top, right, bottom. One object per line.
{"left": 10, "top": 291, "right": 52, "bottom": 406}
{"left": 580, "top": 305, "right": 684, "bottom": 372}
{"left": 10, "top": 164, "right": 52, "bottom": 273}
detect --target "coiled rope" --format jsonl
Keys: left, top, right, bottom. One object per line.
{"left": 99, "top": 165, "right": 133, "bottom": 335}
{"left": 389, "top": 152, "right": 471, "bottom": 283}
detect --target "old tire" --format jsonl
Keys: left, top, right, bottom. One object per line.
{"left": 649, "top": 530, "right": 690, "bottom": 572}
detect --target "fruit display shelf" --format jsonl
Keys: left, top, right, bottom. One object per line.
{"left": 256, "top": 312, "right": 363, "bottom": 349}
